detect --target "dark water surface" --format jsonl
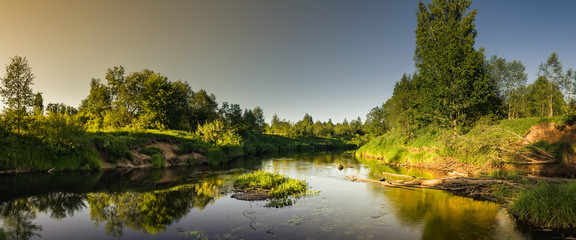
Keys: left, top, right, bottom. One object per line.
{"left": 0, "top": 152, "right": 567, "bottom": 239}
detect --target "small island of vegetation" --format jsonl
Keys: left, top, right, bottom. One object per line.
{"left": 232, "top": 170, "right": 311, "bottom": 207}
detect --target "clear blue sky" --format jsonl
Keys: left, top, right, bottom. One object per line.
{"left": 0, "top": 0, "right": 575, "bottom": 123}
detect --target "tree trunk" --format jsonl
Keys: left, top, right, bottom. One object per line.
{"left": 548, "top": 83, "right": 554, "bottom": 117}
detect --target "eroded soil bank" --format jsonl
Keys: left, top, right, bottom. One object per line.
{"left": 100, "top": 140, "right": 208, "bottom": 169}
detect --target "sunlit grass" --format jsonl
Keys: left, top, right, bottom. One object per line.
{"left": 510, "top": 182, "right": 576, "bottom": 229}
{"left": 357, "top": 116, "right": 576, "bottom": 167}
{"left": 233, "top": 170, "right": 308, "bottom": 198}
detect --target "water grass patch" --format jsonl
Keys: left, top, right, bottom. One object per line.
{"left": 232, "top": 170, "right": 310, "bottom": 201}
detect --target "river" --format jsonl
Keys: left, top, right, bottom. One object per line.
{"left": 0, "top": 151, "right": 564, "bottom": 239}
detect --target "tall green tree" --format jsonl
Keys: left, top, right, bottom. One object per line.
{"left": 189, "top": 89, "right": 218, "bottom": 129}
{"left": 561, "top": 68, "right": 575, "bottom": 112}
{"left": 138, "top": 73, "right": 173, "bottom": 129}
{"left": 167, "top": 80, "right": 192, "bottom": 130}
{"left": 383, "top": 74, "right": 417, "bottom": 131}
{"left": 105, "top": 65, "right": 125, "bottom": 104}
{"left": 526, "top": 76, "right": 565, "bottom": 117}
{"left": 414, "top": 0, "right": 498, "bottom": 129}
{"left": 365, "top": 104, "right": 386, "bottom": 136}
{"left": 79, "top": 78, "right": 111, "bottom": 129}
{"left": 219, "top": 102, "right": 243, "bottom": 129}
{"left": 538, "top": 52, "right": 564, "bottom": 117}
{"left": 119, "top": 69, "right": 153, "bottom": 121}
{"left": 269, "top": 113, "right": 282, "bottom": 134}
{"left": 0, "top": 56, "right": 36, "bottom": 134}
{"left": 486, "top": 55, "right": 528, "bottom": 119}
{"left": 33, "top": 92, "right": 44, "bottom": 116}
{"left": 251, "top": 106, "right": 266, "bottom": 133}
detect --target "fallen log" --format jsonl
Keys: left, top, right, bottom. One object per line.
{"left": 380, "top": 172, "right": 426, "bottom": 180}
{"left": 343, "top": 175, "right": 523, "bottom": 202}
{"left": 521, "top": 175, "right": 576, "bottom": 183}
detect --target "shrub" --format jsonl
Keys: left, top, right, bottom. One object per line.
{"left": 139, "top": 147, "right": 163, "bottom": 156}
{"left": 98, "top": 135, "right": 132, "bottom": 162}
{"left": 150, "top": 154, "right": 165, "bottom": 168}
{"left": 207, "top": 147, "right": 226, "bottom": 165}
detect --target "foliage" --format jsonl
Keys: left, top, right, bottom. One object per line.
{"left": 414, "top": 0, "right": 500, "bottom": 129}
{"left": 525, "top": 76, "right": 566, "bottom": 117}
{"left": 357, "top": 116, "right": 574, "bottom": 167}
{"left": 538, "top": 52, "right": 565, "bottom": 117}
{"left": 486, "top": 55, "right": 528, "bottom": 119}
{"left": 206, "top": 147, "right": 226, "bottom": 165}
{"left": 139, "top": 147, "right": 163, "bottom": 156}
{"left": 510, "top": 182, "right": 576, "bottom": 229}
{"left": 28, "top": 114, "right": 87, "bottom": 154}
{"left": 150, "top": 154, "right": 164, "bottom": 168}
{"left": 189, "top": 89, "right": 219, "bottom": 129}
{"left": 195, "top": 120, "right": 243, "bottom": 149}
{"left": 79, "top": 78, "right": 111, "bottom": 129}
{"left": 94, "top": 134, "right": 133, "bottom": 162}
{"left": 233, "top": 170, "right": 308, "bottom": 198}
{"left": 0, "top": 56, "right": 36, "bottom": 134}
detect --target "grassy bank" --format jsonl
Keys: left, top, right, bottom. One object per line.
{"left": 356, "top": 115, "right": 576, "bottom": 229}
{"left": 510, "top": 182, "right": 576, "bottom": 229}
{"left": 0, "top": 128, "right": 352, "bottom": 173}
{"left": 356, "top": 116, "right": 576, "bottom": 169}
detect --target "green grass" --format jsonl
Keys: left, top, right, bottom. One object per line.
{"left": 0, "top": 133, "right": 101, "bottom": 172}
{"left": 510, "top": 182, "right": 576, "bottom": 229}
{"left": 355, "top": 126, "right": 442, "bottom": 164}
{"left": 150, "top": 154, "right": 165, "bottom": 168}
{"left": 357, "top": 116, "right": 576, "bottom": 167}
{"left": 139, "top": 147, "right": 163, "bottom": 156}
{"left": 233, "top": 170, "right": 308, "bottom": 198}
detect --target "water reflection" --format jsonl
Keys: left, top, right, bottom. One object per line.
{"left": 0, "top": 168, "right": 230, "bottom": 239}
{"left": 88, "top": 178, "right": 226, "bottom": 236}
{"left": 0, "top": 152, "right": 565, "bottom": 239}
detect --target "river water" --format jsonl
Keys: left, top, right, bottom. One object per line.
{"left": 0, "top": 152, "right": 565, "bottom": 239}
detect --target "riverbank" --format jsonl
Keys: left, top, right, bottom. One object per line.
{"left": 0, "top": 129, "right": 354, "bottom": 174}
{"left": 355, "top": 116, "right": 576, "bottom": 230}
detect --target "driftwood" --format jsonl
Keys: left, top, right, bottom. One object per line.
{"left": 495, "top": 146, "right": 556, "bottom": 164}
{"left": 344, "top": 175, "right": 526, "bottom": 202}
{"left": 521, "top": 175, "right": 576, "bottom": 183}
{"left": 491, "top": 127, "right": 556, "bottom": 160}
{"left": 380, "top": 172, "right": 426, "bottom": 180}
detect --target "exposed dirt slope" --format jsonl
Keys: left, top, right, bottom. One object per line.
{"left": 101, "top": 140, "right": 208, "bottom": 169}
{"left": 523, "top": 122, "right": 576, "bottom": 144}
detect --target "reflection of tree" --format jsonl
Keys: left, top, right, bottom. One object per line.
{"left": 380, "top": 186, "right": 501, "bottom": 240}
{"left": 0, "top": 192, "right": 86, "bottom": 240}
{"left": 0, "top": 200, "right": 42, "bottom": 240}
{"left": 88, "top": 178, "right": 226, "bottom": 236}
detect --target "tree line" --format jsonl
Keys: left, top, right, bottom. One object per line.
{"left": 365, "top": 0, "right": 576, "bottom": 135}
{"left": 0, "top": 57, "right": 370, "bottom": 144}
